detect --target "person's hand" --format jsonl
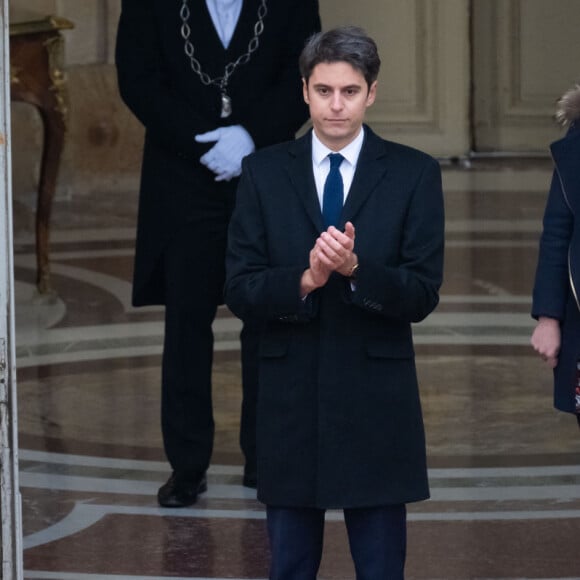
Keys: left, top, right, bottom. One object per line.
{"left": 314, "top": 222, "right": 357, "bottom": 277}
{"left": 300, "top": 248, "right": 332, "bottom": 297}
{"left": 530, "top": 316, "right": 561, "bottom": 368}
{"left": 299, "top": 223, "right": 357, "bottom": 297}
{"left": 195, "top": 125, "right": 255, "bottom": 181}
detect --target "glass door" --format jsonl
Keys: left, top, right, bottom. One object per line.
{"left": 0, "top": 0, "right": 23, "bottom": 577}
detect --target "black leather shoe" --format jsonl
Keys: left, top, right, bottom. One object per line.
{"left": 157, "top": 472, "right": 207, "bottom": 507}
{"left": 242, "top": 467, "right": 257, "bottom": 489}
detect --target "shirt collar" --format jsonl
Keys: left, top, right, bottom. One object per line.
{"left": 207, "top": 0, "right": 242, "bottom": 14}
{"left": 312, "top": 127, "right": 365, "bottom": 168}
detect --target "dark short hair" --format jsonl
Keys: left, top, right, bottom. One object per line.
{"left": 299, "top": 26, "right": 381, "bottom": 88}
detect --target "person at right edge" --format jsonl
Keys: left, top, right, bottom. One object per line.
{"left": 531, "top": 84, "right": 580, "bottom": 428}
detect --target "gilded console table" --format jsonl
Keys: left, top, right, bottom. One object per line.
{"left": 10, "top": 16, "right": 74, "bottom": 294}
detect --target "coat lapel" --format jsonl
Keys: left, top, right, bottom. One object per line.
{"left": 281, "top": 127, "right": 390, "bottom": 234}
{"left": 341, "top": 127, "right": 389, "bottom": 226}
{"left": 227, "top": 0, "right": 259, "bottom": 56}
{"left": 187, "top": 0, "right": 227, "bottom": 73}
{"left": 285, "top": 133, "right": 324, "bottom": 232}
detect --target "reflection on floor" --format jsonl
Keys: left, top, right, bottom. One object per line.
{"left": 14, "top": 159, "right": 580, "bottom": 579}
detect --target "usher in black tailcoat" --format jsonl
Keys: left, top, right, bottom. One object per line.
{"left": 225, "top": 127, "right": 445, "bottom": 508}
{"left": 116, "top": 0, "right": 320, "bottom": 476}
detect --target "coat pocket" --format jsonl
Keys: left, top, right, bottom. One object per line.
{"left": 259, "top": 339, "right": 289, "bottom": 358}
{"left": 366, "top": 339, "right": 414, "bottom": 360}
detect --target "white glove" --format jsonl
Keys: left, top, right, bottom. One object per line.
{"left": 195, "top": 125, "right": 255, "bottom": 181}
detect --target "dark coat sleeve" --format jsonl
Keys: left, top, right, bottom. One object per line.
{"left": 532, "top": 171, "right": 574, "bottom": 321}
{"left": 225, "top": 155, "right": 316, "bottom": 323}
{"left": 346, "top": 156, "right": 445, "bottom": 323}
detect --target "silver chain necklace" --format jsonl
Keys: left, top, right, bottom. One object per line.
{"left": 180, "top": 0, "right": 268, "bottom": 118}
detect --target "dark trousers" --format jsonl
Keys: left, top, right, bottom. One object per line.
{"left": 267, "top": 504, "right": 407, "bottom": 580}
{"left": 161, "top": 216, "right": 258, "bottom": 476}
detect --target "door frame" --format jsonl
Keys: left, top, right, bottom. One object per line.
{"left": 0, "top": 0, "right": 24, "bottom": 577}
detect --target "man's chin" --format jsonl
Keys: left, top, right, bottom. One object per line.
{"left": 321, "top": 127, "right": 348, "bottom": 140}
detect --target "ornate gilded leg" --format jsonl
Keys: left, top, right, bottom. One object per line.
{"left": 35, "top": 33, "right": 68, "bottom": 295}
{"left": 36, "top": 107, "right": 65, "bottom": 294}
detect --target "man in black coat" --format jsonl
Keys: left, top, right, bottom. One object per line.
{"left": 226, "top": 26, "right": 444, "bottom": 578}
{"left": 115, "top": 0, "right": 320, "bottom": 507}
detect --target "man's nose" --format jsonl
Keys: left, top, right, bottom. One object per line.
{"left": 330, "top": 91, "right": 343, "bottom": 110}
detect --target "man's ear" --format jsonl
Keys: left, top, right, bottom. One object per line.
{"left": 366, "top": 80, "right": 378, "bottom": 107}
{"left": 302, "top": 78, "right": 309, "bottom": 104}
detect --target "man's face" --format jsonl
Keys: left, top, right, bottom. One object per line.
{"left": 303, "top": 61, "right": 377, "bottom": 151}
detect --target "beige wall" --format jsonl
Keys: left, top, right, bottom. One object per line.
{"left": 9, "top": 0, "right": 580, "bottom": 200}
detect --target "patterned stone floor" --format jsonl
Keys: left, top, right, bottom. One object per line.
{"left": 12, "top": 158, "right": 580, "bottom": 579}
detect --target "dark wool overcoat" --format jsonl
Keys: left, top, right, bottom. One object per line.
{"left": 225, "top": 127, "right": 445, "bottom": 508}
{"left": 115, "top": 0, "right": 320, "bottom": 305}
{"left": 532, "top": 86, "right": 580, "bottom": 413}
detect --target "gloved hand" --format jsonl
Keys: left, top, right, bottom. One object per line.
{"left": 195, "top": 125, "right": 255, "bottom": 181}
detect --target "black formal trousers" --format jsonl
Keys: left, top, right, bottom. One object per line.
{"left": 266, "top": 504, "right": 407, "bottom": 580}
{"left": 161, "top": 189, "right": 258, "bottom": 476}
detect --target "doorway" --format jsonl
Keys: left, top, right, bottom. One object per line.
{"left": 471, "top": 0, "right": 580, "bottom": 153}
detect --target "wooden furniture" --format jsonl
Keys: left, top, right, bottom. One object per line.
{"left": 10, "top": 16, "right": 73, "bottom": 294}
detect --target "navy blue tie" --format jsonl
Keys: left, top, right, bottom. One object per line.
{"left": 322, "top": 153, "right": 344, "bottom": 229}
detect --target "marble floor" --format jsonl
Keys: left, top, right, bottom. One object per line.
{"left": 12, "top": 158, "right": 580, "bottom": 579}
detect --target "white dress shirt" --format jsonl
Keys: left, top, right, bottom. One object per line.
{"left": 311, "top": 128, "right": 365, "bottom": 210}
{"left": 205, "top": 0, "right": 243, "bottom": 49}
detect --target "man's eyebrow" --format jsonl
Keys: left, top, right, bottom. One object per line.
{"left": 311, "top": 83, "right": 363, "bottom": 90}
